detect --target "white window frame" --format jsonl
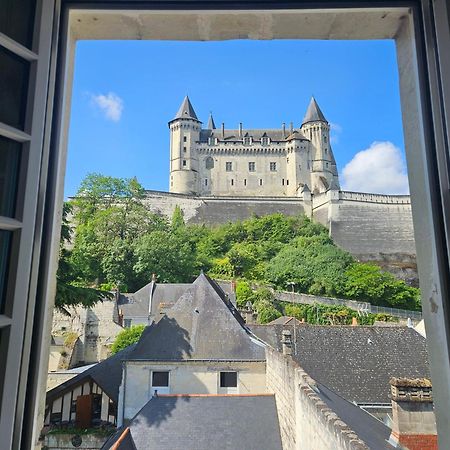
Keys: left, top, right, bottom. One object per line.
{"left": 150, "top": 370, "right": 170, "bottom": 396}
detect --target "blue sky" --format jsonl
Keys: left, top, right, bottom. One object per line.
{"left": 66, "top": 39, "right": 408, "bottom": 197}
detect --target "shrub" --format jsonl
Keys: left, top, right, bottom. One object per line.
{"left": 111, "top": 325, "right": 145, "bottom": 354}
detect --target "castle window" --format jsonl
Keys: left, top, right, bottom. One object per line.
{"left": 326, "top": 162, "right": 329, "bottom": 168}
{"left": 205, "top": 157, "right": 214, "bottom": 169}
{"left": 183, "top": 136, "right": 187, "bottom": 142}
{"left": 270, "top": 162, "right": 277, "bottom": 171}
{"left": 208, "top": 136, "right": 216, "bottom": 145}
{"left": 244, "top": 179, "right": 247, "bottom": 186}
{"left": 182, "top": 160, "right": 187, "bottom": 167}
{"left": 259, "top": 179, "right": 263, "bottom": 186}
{"left": 325, "top": 148, "right": 328, "bottom": 154}
{"left": 205, "top": 179, "right": 208, "bottom": 186}
{"left": 287, "top": 157, "right": 289, "bottom": 164}
{"left": 282, "top": 179, "right": 285, "bottom": 186}
{"left": 287, "top": 179, "right": 289, "bottom": 186}
{"left": 231, "top": 179, "right": 234, "bottom": 186}
{"left": 324, "top": 136, "right": 327, "bottom": 143}
{"left": 243, "top": 136, "right": 252, "bottom": 145}
{"left": 248, "top": 162, "right": 255, "bottom": 172}
{"left": 261, "top": 136, "right": 270, "bottom": 146}
{"left": 183, "top": 146, "right": 187, "bottom": 152}
{"left": 226, "top": 161, "right": 232, "bottom": 172}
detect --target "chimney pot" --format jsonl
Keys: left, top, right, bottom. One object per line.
{"left": 239, "top": 122, "right": 243, "bottom": 137}
{"left": 221, "top": 122, "right": 225, "bottom": 137}
{"left": 152, "top": 273, "right": 157, "bottom": 282}
{"left": 282, "top": 329, "right": 293, "bottom": 356}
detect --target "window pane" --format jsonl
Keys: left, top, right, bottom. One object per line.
{"left": 152, "top": 371, "right": 169, "bottom": 387}
{"left": 0, "top": 47, "right": 29, "bottom": 129}
{"left": 220, "top": 372, "right": 237, "bottom": 387}
{"left": 0, "top": 136, "right": 21, "bottom": 218}
{"left": 0, "top": 230, "right": 12, "bottom": 313}
{"left": 0, "top": 0, "right": 36, "bottom": 48}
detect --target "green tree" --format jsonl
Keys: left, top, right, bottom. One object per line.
{"left": 55, "top": 203, "right": 111, "bottom": 311}
{"left": 134, "top": 230, "right": 196, "bottom": 283}
{"left": 171, "top": 205, "right": 185, "bottom": 229}
{"left": 111, "top": 325, "right": 145, "bottom": 354}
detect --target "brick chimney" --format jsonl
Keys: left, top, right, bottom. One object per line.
{"left": 282, "top": 329, "right": 293, "bottom": 356}
{"left": 389, "top": 378, "right": 437, "bottom": 450}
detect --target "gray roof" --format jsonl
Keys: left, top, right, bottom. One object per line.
{"left": 128, "top": 273, "right": 265, "bottom": 361}
{"left": 250, "top": 324, "right": 429, "bottom": 403}
{"left": 46, "top": 344, "right": 136, "bottom": 404}
{"left": 207, "top": 113, "right": 216, "bottom": 129}
{"left": 118, "top": 282, "right": 192, "bottom": 320}
{"left": 172, "top": 96, "right": 200, "bottom": 122}
{"left": 103, "top": 394, "right": 283, "bottom": 450}
{"left": 303, "top": 97, "right": 327, "bottom": 124}
{"left": 316, "top": 383, "right": 394, "bottom": 449}
{"left": 119, "top": 280, "right": 237, "bottom": 319}
{"left": 199, "top": 128, "right": 308, "bottom": 143}
{"left": 268, "top": 316, "right": 303, "bottom": 326}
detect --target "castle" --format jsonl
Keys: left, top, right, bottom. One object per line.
{"left": 169, "top": 96, "right": 340, "bottom": 196}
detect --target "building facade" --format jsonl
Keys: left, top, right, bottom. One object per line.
{"left": 169, "top": 96, "right": 340, "bottom": 196}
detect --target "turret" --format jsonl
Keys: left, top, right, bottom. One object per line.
{"left": 301, "top": 97, "right": 339, "bottom": 194}
{"left": 168, "top": 96, "right": 202, "bottom": 194}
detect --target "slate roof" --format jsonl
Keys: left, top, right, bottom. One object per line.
{"left": 46, "top": 344, "right": 135, "bottom": 404}
{"left": 118, "top": 282, "right": 191, "bottom": 320}
{"left": 303, "top": 97, "right": 327, "bottom": 124}
{"left": 207, "top": 113, "right": 216, "bottom": 129}
{"left": 199, "top": 128, "right": 308, "bottom": 143}
{"left": 250, "top": 324, "right": 430, "bottom": 404}
{"left": 171, "top": 96, "right": 200, "bottom": 122}
{"left": 316, "top": 383, "right": 395, "bottom": 449}
{"left": 118, "top": 280, "right": 237, "bottom": 320}
{"left": 102, "top": 394, "right": 283, "bottom": 450}
{"left": 128, "top": 273, "right": 265, "bottom": 361}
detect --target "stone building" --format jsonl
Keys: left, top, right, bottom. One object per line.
{"left": 169, "top": 96, "right": 339, "bottom": 196}
{"left": 44, "top": 275, "right": 433, "bottom": 450}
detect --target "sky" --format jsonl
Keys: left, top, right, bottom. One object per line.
{"left": 66, "top": 39, "right": 409, "bottom": 197}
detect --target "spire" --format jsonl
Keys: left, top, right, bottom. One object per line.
{"left": 302, "top": 97, "right": 327, "bottom": 125}
{"left": 207, "top": 112, "right": 216, "bottom": 129}
{"left": 173, "top": 96, "right": 199, "bottom": 121}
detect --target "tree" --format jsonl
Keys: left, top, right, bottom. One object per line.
{"left": 111, "top": 325, "right": 145, "bottom": 354}
{"left": 133, "top": 230, "right": 196, "bottom": 283}
{"left": 55, "top": 203, "right": 111, "bottom": 311}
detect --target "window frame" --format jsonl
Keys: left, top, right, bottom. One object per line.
{"left": 4, "top": 1, "right": 450, "bottom": 447}
{"left": 248, "top": 161, "right": 256, "bottom": 172}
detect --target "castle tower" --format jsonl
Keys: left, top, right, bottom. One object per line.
{"left": 300, "top": 97, "right": 340, "bottom": 194}
{"left": 168, "top": 96, "right": 202, "bottom": 194}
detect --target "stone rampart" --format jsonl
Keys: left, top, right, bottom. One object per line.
{"left": 266, "top": 347, "right": 370, "bottom": 450}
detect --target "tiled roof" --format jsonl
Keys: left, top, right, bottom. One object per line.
{"left": 102, "top": 394, "right": 283, "bottom": 450}
{"left": 199, "top": 128, "right": 308, "bottom": 143}
{"left": 303, "top": 97, "right": 327, "bottom": 124}
{"left": 251, "top": 324, "right": 430, "bottom": 403}
{"left": 46, "top": 344, "right": 136, "bottom": 404}
{"left": 128, "top": 273, "right": 265, "bottom": 361}
{"left": 172, "top": 95, "right": 200, "bottom": 121}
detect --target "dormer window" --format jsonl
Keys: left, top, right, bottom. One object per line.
{"left": 208, "top": 136, "right": 217, "bottom": 145}
{"left": 243, "top": 136, "right": 252, "bottom": 145}
{"left": 261, "top": 136, "right": 270, "bottom": 146}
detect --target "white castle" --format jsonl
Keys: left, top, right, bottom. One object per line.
{"left": 169, "top": 96, "right": 340, "bottom": 196}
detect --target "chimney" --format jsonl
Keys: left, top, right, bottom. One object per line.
{"left": 118, "top": 308, "right": 124, "bottom": 327}
{"left": 221, "top": 122, "right": 225, "bottom": 138}
{"left": 351, "top": 317, "right": 358, "bottom": 326}
{"left": 389, "top": 378, "right": 437, "bottom": 450}
{"left": 290, "top": 122, "right": 293, "bottom": 133}
{"left": 282, "top": 122, "right": 286, "bottom": 136}
{"left": 282, "top": 329, "right": 293, "bottom": 356}
{"left": 151, "top": 273, "right": 157, "bottom": 282}
{"left": 239, "top": 122, "right": 243, "bottom": 137}
{"left": 231, "top": 280, "right": 236, "bottom": 292}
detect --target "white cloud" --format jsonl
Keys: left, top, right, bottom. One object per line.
{"left": 329, "top": 122, "right": 342, "bottom": 144}
{"left": 341, "top": 141, "right": 409, "bottom": 194}
{"left": 91, "top": 92, "right": 123, "bottom": 122}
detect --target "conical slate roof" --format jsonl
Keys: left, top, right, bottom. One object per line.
{"left": 172, "top": 96, "right": 199, "bottom": 121}
{"left": 207, "top": 113, "right": 216, "bottom": 129}
{"left": 128, "top": 273, "right": 265, "bottom": 361}
{"left": 303, "top": 97, "right": 327, "bottom": 124}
